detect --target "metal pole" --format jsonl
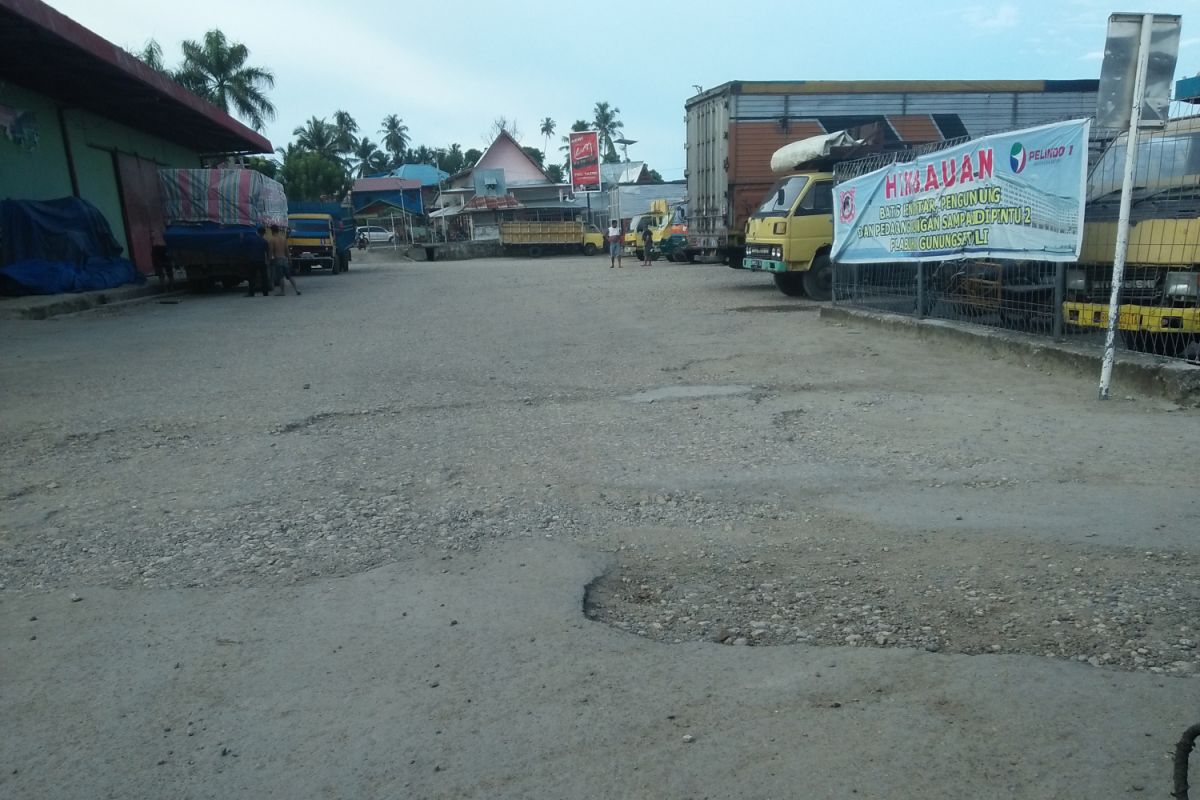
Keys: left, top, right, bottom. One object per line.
{"left": 1099, "top": 12, "right": 1153, "bottom": 400}
{"left": 916, "top": 261, "right": 925, "bottom": 319}
{"left": 1053, "top": 262, "right": 1065, "bottom": 340}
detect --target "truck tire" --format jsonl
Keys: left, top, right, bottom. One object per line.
{"left": 802, "top": 254, "right": 833, "bottom": 301}
{"left": 773, "top": 272, "right": 807, "bottom": 297}
{"left": 528, "top": 245, "right": 543, "bottom": 258}
{"left": 583, "top": 242, "right": 597, "bottom": 256}
{"left": 340, "top": 251, "right": 350, "bottom": 272}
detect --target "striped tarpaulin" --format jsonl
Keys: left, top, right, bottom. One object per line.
{"left": 158, "top": 169, "right": 288, "bottom": 227}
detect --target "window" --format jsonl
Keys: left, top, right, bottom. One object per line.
{"left": 753, "top": 176, "right": 809, "bottom": 217}
{"left": 795, "top": 182, "right": 834, "bottom": 216}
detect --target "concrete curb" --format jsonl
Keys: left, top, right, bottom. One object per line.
{"left": 0, "top": 283, "right": 181, "bottom": 321}
{"left": 820, "top": 305, "right": 1200, "bottom": 406}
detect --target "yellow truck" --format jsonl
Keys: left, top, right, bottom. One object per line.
{"left": 742, "top": 132, "right": 862, "bottom": 300}
{"left": 500, "top": 221, "right": 605, "bottom": 257}
{"left": 1063, "top": 114, "right": 1200, "bottom": 356}
{"left": 622, "top": 200, "right": 671, "bottom": 261}
{"left": 287, "top": 212, "right": 349, "bottom": 274}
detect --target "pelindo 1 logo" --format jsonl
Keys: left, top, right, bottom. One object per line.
{"left": 1009, "top": 143, "right": 1027, "bottom": 173}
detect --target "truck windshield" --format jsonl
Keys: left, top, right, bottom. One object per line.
{"left": 290, "top": 220, "right": 330, "bottom": 235}
{"left": 753, "top": 176, "right": 809, "bottom": 217}
{"left": 1088, "top": 130, "right": 1200, "bottom": 201}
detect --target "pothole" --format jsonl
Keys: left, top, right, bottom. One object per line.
{"left": 625, "top": 384, "right": 753, "bottom": 403}
{"left": 582, "top": 551, "right": 1200, "bottom": 676}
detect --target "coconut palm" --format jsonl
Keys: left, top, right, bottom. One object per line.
{"left": 352, "top": 137, "right": 388, "bottom": 178}
{"left": 292, "top": 117, "right": 343, "bottom": 163}
{"left": 539, "top": 117, "right": 556, "bottom": 159}
{"left": 592, "top": 101, "right": 623, "bottom": 163}
{"left": 332, "top": 110, "right": 359, "bottom": 155}
{"left": 177, "top": 29, "right": 275, "bottom": 130}
{"left": 442, "top": 143, "right": 465, "bottom": 175}
{"left": 134, "top": 39, "right": 168, "bottom": 74}
{"left": 380, "top": 114, "right": 410, "bottom": 165}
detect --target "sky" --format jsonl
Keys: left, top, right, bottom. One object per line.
{"left": 45, "top": 0, "right": 1200, "bottom": 180}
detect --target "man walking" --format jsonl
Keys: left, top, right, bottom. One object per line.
{"left": 268, "top": 224, "right": 300, "bottom": 296}
{"left": 607, "top": 219, "right": 623, "bottom": 268}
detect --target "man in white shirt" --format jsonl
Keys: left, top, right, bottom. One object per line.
{"left": 606, "top": 220, "right": 623, "bottom": 268}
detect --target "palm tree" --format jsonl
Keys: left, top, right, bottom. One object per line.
{"left": 539, "top": 117, "right": 556, "bottom": 160}
{"left": 352, "top": 137, "right": 387, "bottom": 178}
{"left": 442, "top": 143, "right": 465, "bottom": 175}
{"left": 292, "top": 117, "right": 343, "bottom": 163}
{"left": 410, "top": 145, "right": 435, "bottom": 166}
{"left": 332, "top": 110, "right": 359, "bottom": 156}
{"left": 177, "top": 29, "right": 275, "bottom": 130}
{"left": 133, "top": 39, "right": 168, "bottom": 74}
{"left": 380, "top": 114, "right": 410, "bottom": 165}
{"left": 592, "top": 101, "right": 624, "bottom": 163}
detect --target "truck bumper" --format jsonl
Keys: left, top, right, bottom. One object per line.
{"left": 1064, "top": 302, "right": 1200, "bottom": 334}
{"left": 743, "top": 257, "right": 788, "bottom": 274}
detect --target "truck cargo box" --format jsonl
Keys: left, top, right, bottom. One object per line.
{"left": 158, "top": 168, "right": 288, "bottom": 228}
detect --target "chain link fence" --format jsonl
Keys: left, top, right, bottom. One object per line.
{"left": 832, "top": 116, "right": 1200, "bottom": 364}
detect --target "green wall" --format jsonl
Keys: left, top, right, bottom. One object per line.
{"left": 0, "top": 80, "right": 202, "bottom": 253}
{"left": 0, "top": 82, "right": 74, "bottom": 201}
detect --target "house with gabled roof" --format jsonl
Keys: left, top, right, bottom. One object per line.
{"left": 430, "top": 130, "right": 574, "bottom": 241}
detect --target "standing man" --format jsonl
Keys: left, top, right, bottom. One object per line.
{"left": 607, "top": 219, "right": 623, "bottom": 268}
{"left": 641, "top": 224, "right": 654, "bottom": 266}
{"left": 268, "top": 224, "right": 301, "bottom": 296}
{"left": 246, "top": 226, "right": 271, "bottom": 296}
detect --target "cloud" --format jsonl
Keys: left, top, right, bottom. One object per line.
{"left": 963, "top": 4, "right": 1019, "bottom": 31}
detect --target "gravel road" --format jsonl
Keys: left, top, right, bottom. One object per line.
{"left": 2, "top": 251, "right": 1198, "bottom": 796}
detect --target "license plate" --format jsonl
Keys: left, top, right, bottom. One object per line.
{"left": 747, "top": 259, "right": 763, "bottom": 269}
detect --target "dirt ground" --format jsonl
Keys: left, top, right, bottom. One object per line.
{"left": 2, "top": 251, "right": 1198, "bottom": 798}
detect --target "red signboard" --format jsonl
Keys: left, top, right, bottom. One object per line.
{"left": 569, "top": 130, "right": 602, "bottom": 193}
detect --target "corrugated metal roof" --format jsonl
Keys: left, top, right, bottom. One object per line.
{"left": 0, "top": 0, "right": 271, "bottom": 154}
{"left": 600, "top": 161, "right": 647, "bottom": 185}
{"left": 387, "top": 164, "right": 449, "bottom": 186}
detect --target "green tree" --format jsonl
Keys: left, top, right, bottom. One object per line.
{"left": 407, "top": 145, "right": 430, "bottom": 165}
{"left": 441, "top": 143, "right": 465, "bottom": 175}
{"left": 380, "top": 114, "right": 410, "bottom": 165}
{"left": 292, "top": 117, "right": 343, "bottom": 163}
{"left": 463, "top": 148, "right": 483, "bottom": 169}
{"left": 280, "top": 151, "right": 350, "bottom": 201}
{"left": 332, "top": 110, "right": 359, "bottom": 155}
{"left": 539, "top": 117, "right": 556, "bottom": 159}
{"left": 544, "top": 163, "right": 564, "bottom": 184}
{"left": 646, "top": 168, "right": 664, "bottom": 184}
{"left": 352, "top": 137, "right": 388, "bottom": 178}
{"left": 522, "top": 146, "right": 545, "bottom": 167}
{"left": 592, "top": 101, "right": 623, "bottom": 163}
{"left": 177, "top": 29, "right": 275, "bottom": 130}
{"left": 246, "top": 156, "right": 278, "bottom": 179}
{"left": 133, "top": 39, "right": 169, "bottom": 74}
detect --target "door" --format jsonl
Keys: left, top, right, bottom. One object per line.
{"left": 114, "top": 153, "right": 165, "bottom": 275}
{"left": 791, "top": 180, "right": 835, "bottom": 265}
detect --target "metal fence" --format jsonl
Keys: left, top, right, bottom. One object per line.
{"left": 832, "top": 116, "right": 1200, "bottom": 364}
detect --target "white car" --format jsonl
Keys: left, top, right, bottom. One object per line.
{"left": 356, "top": 225, "right": 395, "bottom": 244}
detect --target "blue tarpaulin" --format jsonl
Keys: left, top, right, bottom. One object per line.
{"left": 163, "top": 222, "right": 267, "bottom": 261}
{"left": 0, "top": 197, "right": 143, "bottom": 296}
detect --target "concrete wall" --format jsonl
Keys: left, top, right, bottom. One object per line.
{"left": 0, "top": 80, "right": 201, "bottom": 254}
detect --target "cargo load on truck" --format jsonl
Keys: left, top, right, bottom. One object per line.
{"left": 499, "top": 221, "right": 604, "bottom": 257}
{"left": 159, "top": 169, "right": 288, "bottom": 291}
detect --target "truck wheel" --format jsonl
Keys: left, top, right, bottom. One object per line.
{"left": 802, "top": 255, "right": 833, "bottom": 301}
{"left": 583, "top": 242, "right": 597, "bottom": 256}
{"left": 773, "top": 272, "right": 807, "bottom": 297}
{"left": 528, "top": 245, "right": 543, "bottom": 258}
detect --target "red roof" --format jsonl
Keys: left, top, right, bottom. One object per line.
{"left": 352, "top": 177, "right": 422, "bottom": 193}
{"left": 0, "top": 0, "right": 271, "bottom": 154}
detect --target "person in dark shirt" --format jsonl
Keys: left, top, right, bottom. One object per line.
{"left": 641, "top": 225, "right": 654, "bottom": 266}
{"left": 245, "top": 227, "right": 271, "bottom": 296}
